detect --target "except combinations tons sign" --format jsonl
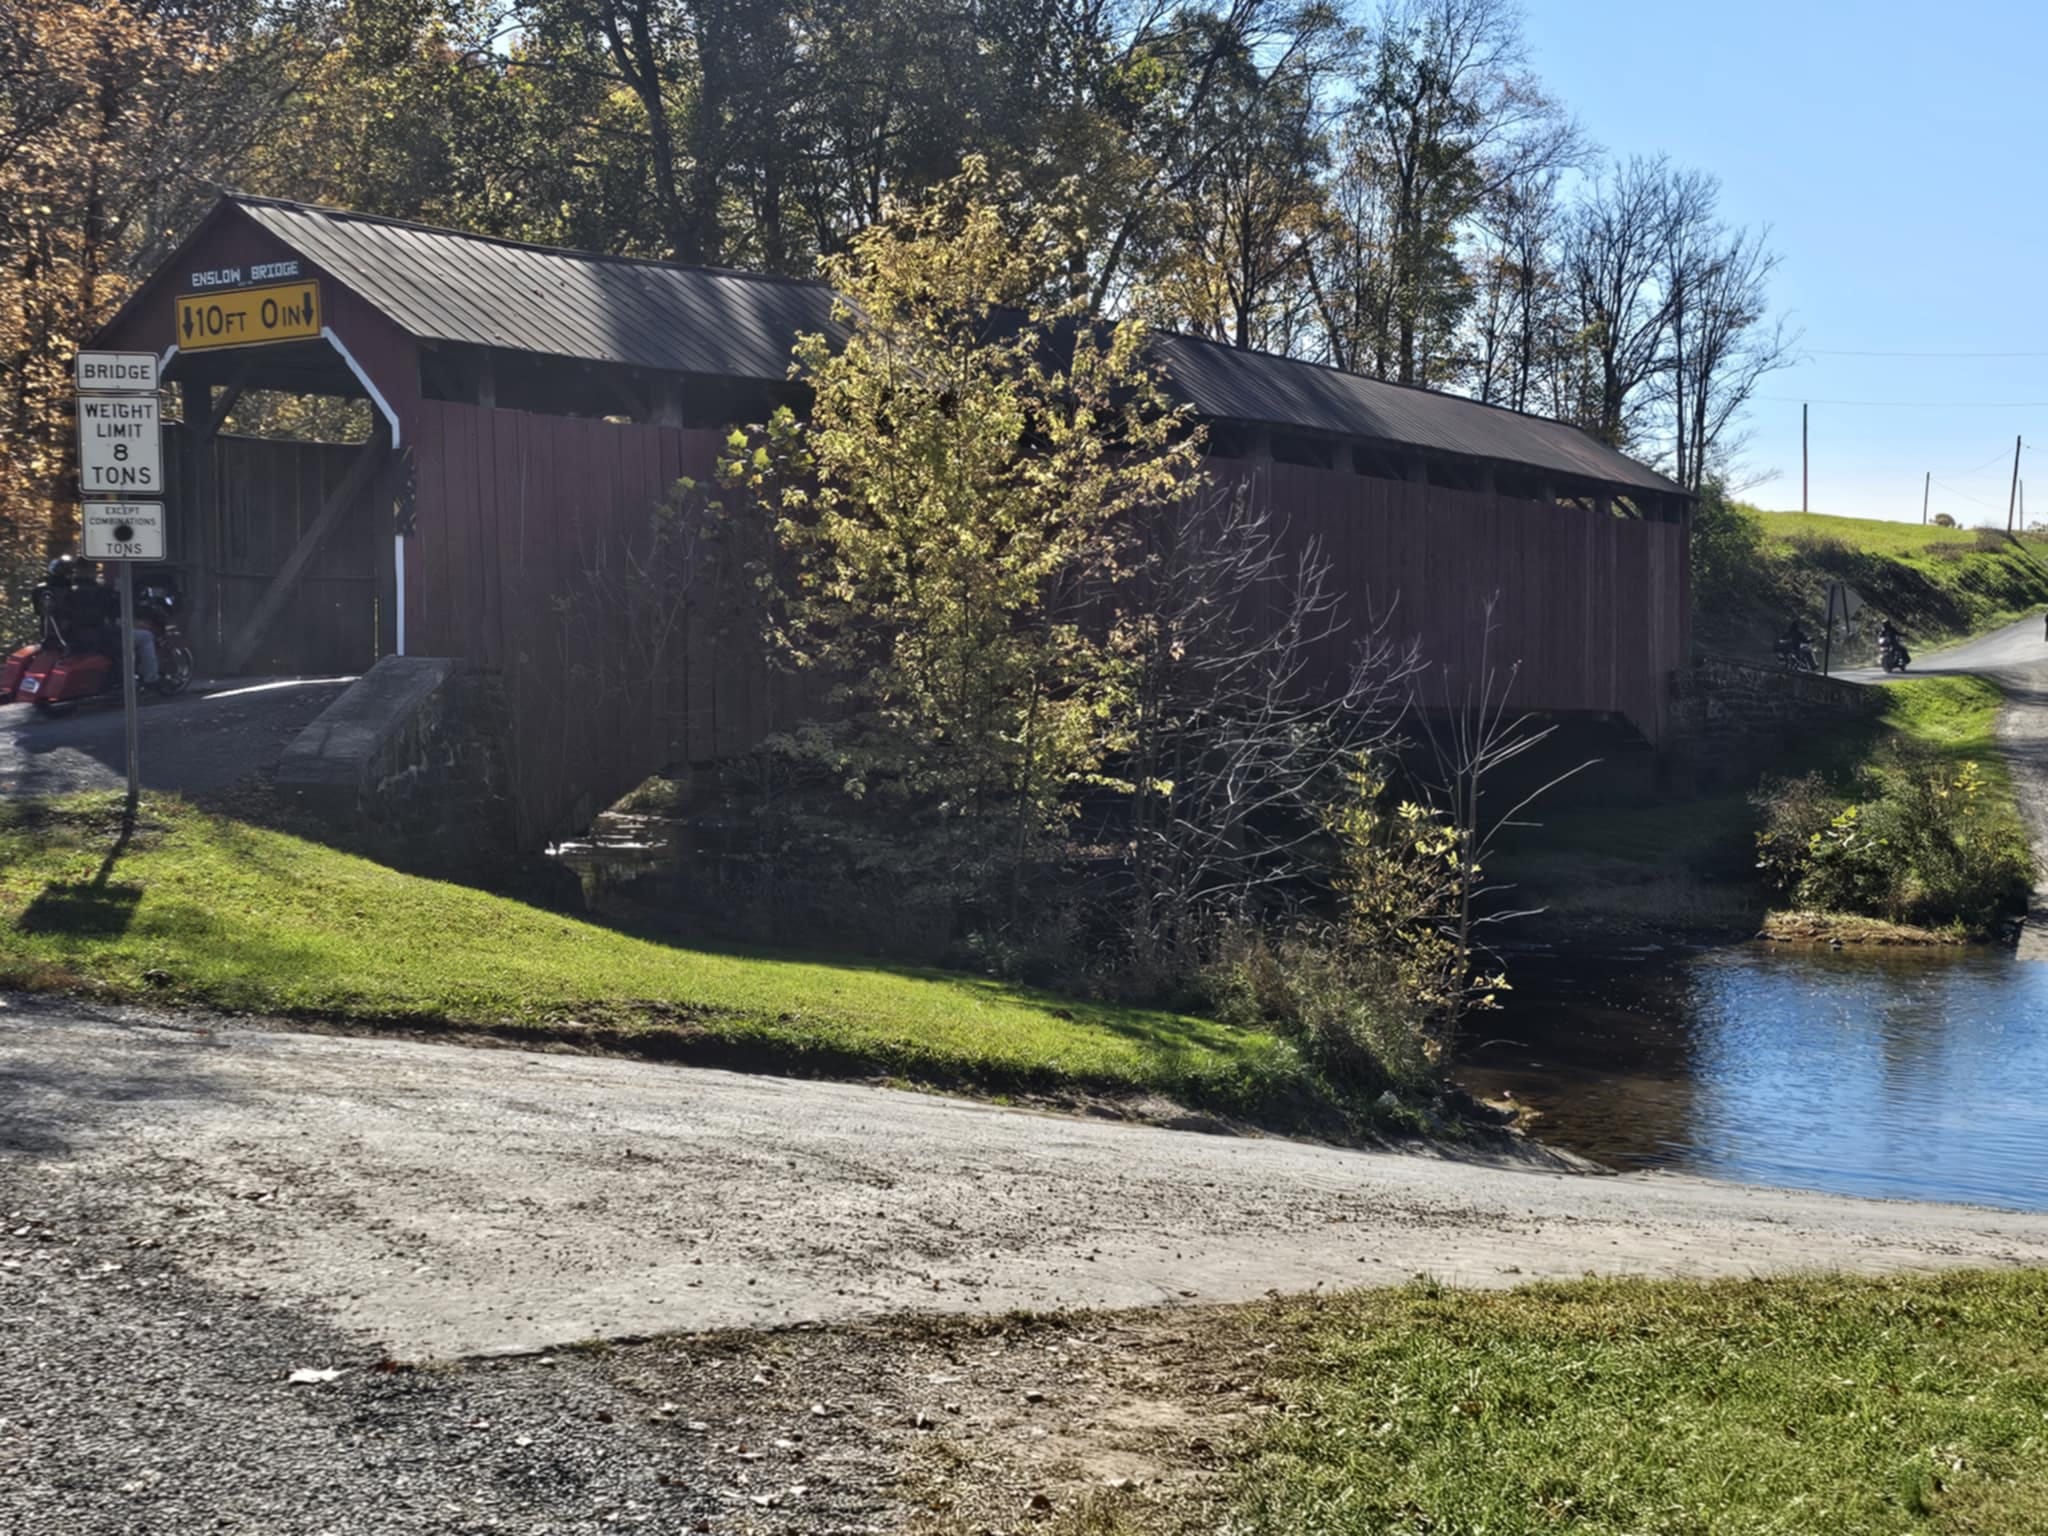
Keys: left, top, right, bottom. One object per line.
{"left": 176, "top": 258, "right": 321, "bottom": 351}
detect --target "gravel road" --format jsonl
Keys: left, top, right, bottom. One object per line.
{"left": 10, "top": 997, "right": 2048, "bottom": 1362}
{"left": 10, "top": 999, "right": 2048, "bottom": 1533}
{"left": 1843, "top": 613, "right": 2048, "bottom": 957}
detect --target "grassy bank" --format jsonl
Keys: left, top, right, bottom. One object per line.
{"left": 0, "top": 795, "right": 1342, "bottom": 1128}
{"left": 1509, "top": 675, "right": 2031, "bottom": 939}
{"left": 1200, "top": 1269, "right": 2048, "bottom": 1536}
{"left": 1700, "top": 505, "right": 2048, "bottom": 662}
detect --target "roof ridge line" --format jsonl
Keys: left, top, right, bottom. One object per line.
{"left": 1156, "top": 325, "right": 1625, "bottom": 444}
{"left": 223, "top": 191, "right": 833, "bottom": 292}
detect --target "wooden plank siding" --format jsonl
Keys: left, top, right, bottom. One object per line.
{"left": 1222, "top": 462, "right": 1685, "bottom": 742}
{"left": 410, "top": 400, "right": 766, "bottom": 842}
{"left": 154, "top": 427, "right": 381, "bottom": 675}
{"left": 408, "top": 407, "right": 1687, "bottom": 844}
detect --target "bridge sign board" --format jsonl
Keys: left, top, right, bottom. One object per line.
{"left": 75, "top": 350, "right": 159, "bottom": 394}
{"left": 71, "top": 349, "right": 170, "bottom": 807}
{"left": 176, "top": 279, "right": 321, "bottom": 352}
{"left": 82, "top": 502, "right": 165, "bottom": 561}
{"left": 76, "top": 394, "right": 163, "bottom": 497}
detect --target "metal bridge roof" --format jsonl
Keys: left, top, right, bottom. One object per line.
{"left": 217, "top": 196, "right": 1680, "bottom": 496}
{"left": 1150, "top": 334, "right": 1680, "bottom": 494}
{"left": 232, "top": 195, "right": 846, "bottom": 381}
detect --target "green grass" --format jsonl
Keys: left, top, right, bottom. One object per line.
{"left": 1754, "top": 508, "right": 1994, "bottom": 558}
{"left": 1503, "top": 674, "right": 2031, "bottom": 938}
{"left": 1221, "top": 1270, "right": 2048, "bottom": 1536}
{"left": 0, "top": 795, "right": 1332, "bottom": 1126}
{"left": 1881, "top": 673, "right": 2009, "bottom": 760}
{"left": 1701, "top": 505, "right": 2048, "bottom": 661}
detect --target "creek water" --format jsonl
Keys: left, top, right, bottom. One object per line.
{"left": 1459, "top": 945, "right": 2048, "bottom": 1212}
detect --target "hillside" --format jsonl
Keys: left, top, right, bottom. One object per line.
{"left": 1696, "top": 506, "right": 2048, "bottom": 664}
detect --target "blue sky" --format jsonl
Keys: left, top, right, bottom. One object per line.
{"left": 1523, "top": 0, "right": 2044, "bottom": 523}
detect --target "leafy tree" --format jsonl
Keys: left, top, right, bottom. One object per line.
{"left": 1146, "top": 4, "right": 1344, "bottom": 351}
{"left": 1315, "top": 0, "right": 1578, "bottom": 387}
{"left": 1688, "top": 475, "right": 1763, "bottom": 614}
{"left": 0, "top": 0, "right": 334, "bottom": 621}
{"left": 720, "top": 161, "right": 1204, "bottom": 913}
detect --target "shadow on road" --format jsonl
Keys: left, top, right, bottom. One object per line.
{"left": 0, "top": 677, "right": 354, "bottom": 801}
{"left": 0, "top": 1002, "right": 244, "bottom": 1158}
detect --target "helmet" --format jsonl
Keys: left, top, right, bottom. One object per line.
{"left": 46, "top": 554, "right": 85, "bottom": 587}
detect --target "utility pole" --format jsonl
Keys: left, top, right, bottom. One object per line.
{"left": 1802, "top": 403, "right": 1809, "bottom": 513}
{"left": 2009, "top": 435, "right": 2023, "bottom": 534}
{"left": 1922, "top": 471, "right": 1930, "bottom": 525}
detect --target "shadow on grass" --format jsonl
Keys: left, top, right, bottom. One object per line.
{"left": 15, "top": 881, "right": 144, "bottom": 938}
{"left": 13, "top": 799, "right": 144, "bottom": 939}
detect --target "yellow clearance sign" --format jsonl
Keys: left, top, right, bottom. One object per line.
{"left": 176, "top": 280, "right": 322, "bottom": 351}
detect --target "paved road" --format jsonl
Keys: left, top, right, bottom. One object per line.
{"left": 1841, "top": 614, "right": 2048, "bottom": 957}
{"left": 0, "top": 676, "right": 353, "bottom": 799}
{"left": 8, "top": 998, "right": 2048, "bottom": 1362}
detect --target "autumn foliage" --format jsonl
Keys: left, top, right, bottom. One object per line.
{"left": 0, "top": 0, "right": 214, "bottom": 613}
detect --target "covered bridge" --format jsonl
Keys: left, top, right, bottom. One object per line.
{"left": 91, "top": 194, "right": 1690, "bottom": 846}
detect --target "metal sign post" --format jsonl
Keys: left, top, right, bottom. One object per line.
{"left": 74, "top": 351, "right": 167, "bottom": 810}
{"left": 118, "top": 563, "right": 140, "bottom": 805}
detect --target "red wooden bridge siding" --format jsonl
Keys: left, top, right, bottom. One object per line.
{"left": 411, "top": 410, "right": 1687, "bottom": 844}
{"left": 1246, "top": 463, "right": 1685, "bottom": 744}
{"left": 409, "top": 400, "right": 826, "bottom": 844}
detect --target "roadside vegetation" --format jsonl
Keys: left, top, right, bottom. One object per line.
{"left": 1510, "top": 675, "right": 2035, "bottom": 941}
{"left": 1694, "top": 489, "right": 2048, "bottom": 664}
{"left": 1503, "top": 490, "right": 2043, "bottom": 942}
{"left": 1756, "top": 676, "right": 2034, "bottom": 935}
{"left": 0, "top": 794, "right": 1355, "bottom": 1131}
{"left": 1192, "top": 1270, "right": 2048, "bottom": 1536}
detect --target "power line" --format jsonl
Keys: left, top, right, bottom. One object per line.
{"left": 1942, "top": 445, "right": 2023, "bottom": 481}
{"left": 1760, "top": 395, "right": 2048, "bottom": 408}
{"left": 1930, "top": 478, "right": 2009, "bottom": 513}
{"left": 1803, "top": 348, "right": 2048, "bottom": 358}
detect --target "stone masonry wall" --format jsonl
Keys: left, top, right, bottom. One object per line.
{"left": 278, "top": 657, "right": 516, "bottom": 875}
{"left": 1663, "top": 654, "right": 1885, "bottom": 791}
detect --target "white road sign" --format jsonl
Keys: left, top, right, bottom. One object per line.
{"left": 83, "top": 502, "right": 165, "bottom": 561}
{"left": 75, "top": 350, "right": 160, "bottom": 394}
{"left": 77, "top": 394, "right": 163, "bottom": 496}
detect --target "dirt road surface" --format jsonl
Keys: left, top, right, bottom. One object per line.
{"left": 1844, "top": 614, "right": 2048, "bottom": 957}
{"left": 9, "top": 998, "right": 2048, "bottom": 1362}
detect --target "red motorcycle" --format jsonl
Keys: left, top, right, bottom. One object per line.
{"left": 1, "top": 581, "right": 194, "bottom": 713}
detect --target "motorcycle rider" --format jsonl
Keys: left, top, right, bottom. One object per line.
{"left": 1779, "top": 617, "right": 1815, "bottom": 668}
{"left": 1878, "top": 618, "right": 1910, "bottom": 669}
{"left": 41, "top": 555, "right": 157, "bottom": 686}
{"left": 42, "top": 556, "right": 109, "bottom": 651}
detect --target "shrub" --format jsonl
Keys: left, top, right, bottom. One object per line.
{"left": 1782, "top": 532, "right": 1855, "bottom": 564}
{"left": 1753, "top": 771, "right": 1849, "bottom": 895}
{"left": 1753, "top": 750, "right": 2034, "bottom": 933}
{"left": 1202, "top": 927, "right": 1433, "bottom": 1096}
{"left": 1689, "top": 478, "right": 1765, "bottom": 612}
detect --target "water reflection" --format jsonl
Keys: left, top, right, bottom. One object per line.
{"left": 1460, "top": 947, "right": 2048, "bottom": 1211}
